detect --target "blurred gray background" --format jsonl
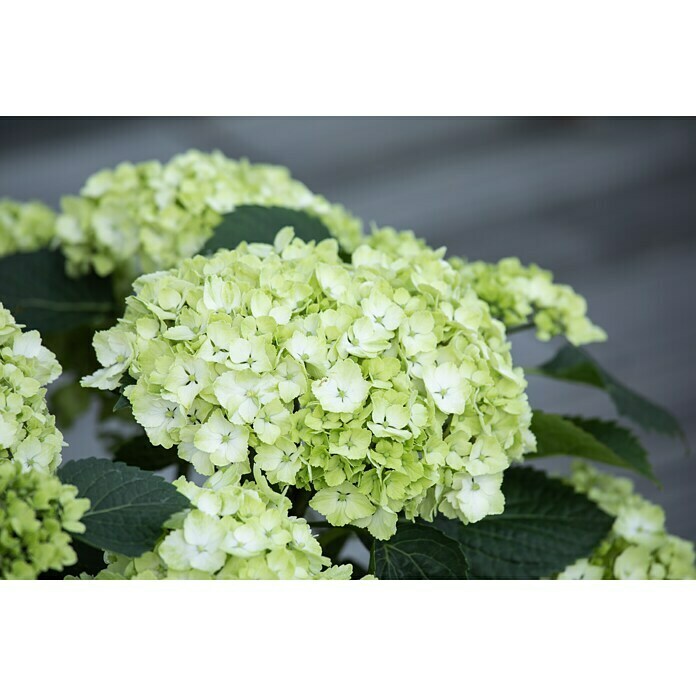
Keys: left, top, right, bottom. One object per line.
{"left": 1, "top": 117, "right": 694, "bottom": 539}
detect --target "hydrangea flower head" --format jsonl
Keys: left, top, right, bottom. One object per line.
{"left": 0, "top": 459, "right": 89, "bottom": 579}
{"left": 558, "top": 462, "right": 696, "bottom": 580}
{"left": 84, "top": 228, "right": 535, "bottom": 538}
{"left": 0, "top": 199, "right": 56, "bottom": 257}
{"left": 56, "top": 150, "right": 363, "bottom": 283}
{"left": 451, "top": 256, "right": 606, "bottom": 346}
{"left": 0, "top": 303, "right": 64, "bottom": 474}
{"left": 362, "top": 228, "right": 604, "bottom": 346}
{"left": 94, "top": 468, "right": 352, "bottom": 580}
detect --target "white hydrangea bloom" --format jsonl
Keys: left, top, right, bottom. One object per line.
{"left": 312, "top": 359, "right": 370, "bottom": 413}
{"left": 450, "top": 255, "right": 606, "bottom": 346}
{"left": 442, "top": 472, "right": 505, "bottom": 523}
{"left": 0, "top": 303, "right": 64, "bottom": 474}
{"left": 56, "top": 150, "right": 363, "bottom": 284}
{"left": 0, "top": 199, "right": 56, "bottom": 257}
{"left": 84, "top": 229, "right": 535, "bottom": 537}
{"left": 557, "top": 462, "right": 696, "bottom": 580}
{"left": 364, "top": 229, "right": 604, "bottom": 346}
{"left": 95, "top": 469, "right": 352, "bottom": 580}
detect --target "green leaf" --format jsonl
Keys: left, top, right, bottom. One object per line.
{"left": 57, "top": 457, "right": 189, "bottom": 556}
{"left": 0, "top": 249, "right": 115, "bottom": 332}
{"left": 202, "top": 205, "right": 331, "bottom": 253}
{"left": 433, "top": 466, "right": 613, "bottom": 579}
{"left": 532, "top": 344, "right": 686, "bottom": 444}
{"left": 530, "top": 410, "right": 656, "bottom": 481}
{"left": 114, "top": 435, "right": 189, "bottom": 472}
{"left": 567, "top": 416, "right": 654, "bottom": 478}
{"left": 373, "top": 522, "right": 469, "bottom": 579}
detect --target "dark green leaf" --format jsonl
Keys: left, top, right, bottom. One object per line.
{"left": 373, "top": 522, "right": 469, "bottom": 579}
{"left": 114, "top": 435, "right": 189, "bottom": 472}
{"left": 433, "top": 466, "right": 613, "bottom": 579}
{"left": 532, "top": 344, "right": 685, "bottom": 444}
{"left": 567, "top": 416, "right": 653, "bottom": 478}
{"left": 530, "top": 410, "right": 656, "bottom": 481}
{"left": 0, "top": 249, "right": 115, "bottom": 332}
{"left": 57, "top": 457, "right": 189, "bottom": 556}
{"left": 202, "top": 205, "right": 331, "bottom": 253}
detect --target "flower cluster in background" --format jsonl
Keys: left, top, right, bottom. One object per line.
{"left": 452, "top": 257, "right": 606, "bottom": 345}
{"left": 0, "top": 199, "right": 56, "bottom": 257}
{"left": 558, "top": 462, "right": 696, "bottom": 579}
{"left": 93, "top": 469, "right": 351, "bottom": 580}
{"left": 0, "top": 303, "right": 64, "bottom": 473}
{"left": 0, "top": 303, "right": 88, "bottom": 580}
{"left": 83, "top": 228, "right": 535, "bottom": 539}
{"left": 0, "top": 460, "right": 89, "bottom": 579}
{"left": 365, "top": 229, "right": 605, "bottom": 346}
{"left": 56, "top": 150, "right": 363, "bottom": 283}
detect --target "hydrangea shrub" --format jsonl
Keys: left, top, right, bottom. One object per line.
{"left": 0, "top": 151, "right": 692, "bottom": 581}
